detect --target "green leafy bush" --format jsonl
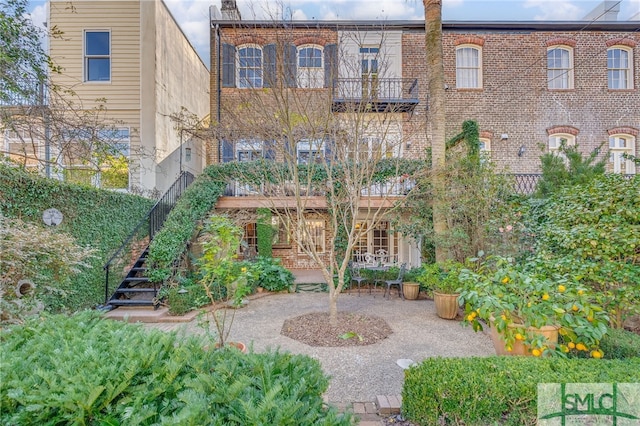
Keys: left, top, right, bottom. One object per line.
{"left": 0, "top": 311, "right": 352, "bottom": 425}
{"left": 0, "top": 163, "right": 153, "bottom": 312}
{"left": 165, "top": 284, "right": 209, "bottom": 316}
{"left": 403, "top": 356, "right": 640, "bottom": 426}
{"left": 417, "top": 261, "right": 465, "bottom": 294}
{"left": 569, "top": 327, "right": 640, "bottom": 360}
{"left": 250, "top": 257, "right": 295, "bottom": 292}
{"left": 529, "top": 174, "right": 640, "bottom": 328}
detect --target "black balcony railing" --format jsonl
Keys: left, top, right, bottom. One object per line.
{"left": 332, "top": 78, "right": 419, "bottom": 112}
{"left": 510, "top": 174, "right": 541, "bottom": 195}
{"left": 0, "top": 79, "right": 47, "bottom": 107}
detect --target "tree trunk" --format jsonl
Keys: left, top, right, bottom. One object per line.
{"left": 328, "top": 283, "right": 339, "bottom": 326}
{"left": 424, "top": 0, "right": 449, "bottom": 262}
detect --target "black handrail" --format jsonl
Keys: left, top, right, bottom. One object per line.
{"left": 102, "top": 171, "right": 195, "bottom": 303}
{"left": 332, "top": 78, "right": 419, "bottom": 102}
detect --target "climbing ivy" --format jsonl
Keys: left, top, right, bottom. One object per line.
{"left": 256, "top": 208, "right": 273, "bottom": 258}
{"left": 0, "top": 163, "right": 154, "bottom": 311}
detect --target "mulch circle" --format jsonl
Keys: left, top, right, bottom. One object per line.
{"left": 281, "top": 311, "right": 393, "bottom": 347}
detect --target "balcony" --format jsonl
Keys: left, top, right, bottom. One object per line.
{"left": 331, "top": 78, "right": 419, "bottom": 113}
{"left": 0, "top": 79, "right": 47, "bottom": 108}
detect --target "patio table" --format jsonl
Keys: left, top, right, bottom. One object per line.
{"left": 364, "top": 265, "right": 389, "bottom": 295}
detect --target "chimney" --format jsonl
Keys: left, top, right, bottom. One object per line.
{"left": 221, "top": 0, "right": 241, "bottom": 20}
{"left": 582, "top": 0, "right": 620, "bottom": 21}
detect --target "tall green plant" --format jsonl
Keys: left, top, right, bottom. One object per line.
{"left": 536, "top": 142, "right": 606, "bottom": 198}
{"left": 256, "top": 207, "right": 273, "bottom": 258}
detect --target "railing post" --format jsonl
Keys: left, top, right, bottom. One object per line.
{"left": 104, "top": 265, "right": 110, "bottom": 304}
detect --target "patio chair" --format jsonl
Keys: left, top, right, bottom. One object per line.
{"left": 384, "top": 263, "right": 407, "bottom": 299}
{"left": 349, "top": 262, "right": 367, "bottom": 296}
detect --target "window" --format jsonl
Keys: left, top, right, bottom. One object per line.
{"left": 609, "top": 135, "right": 636, "bottom": 174}
{"left": 352, "top": 221, "right": 397, "bottom": 263}
{"left": 479, "top": 137, "right": 491, "bottom": 161}
{"left": 297, "top": 139, "right": 325, "bottom": 164}
{"left": 298, "top": 45, "right": 323, "bottom": 89}
{"left": 235, "top": 141, "right": 263, "bottom": 195}
{"left": 547, "top": 47, "right": 573, "bottom": 89}
{"left": 548, "top": 133, "right": 575, "bottom": 162}
{"left": 271, "top": 215, "right": 290, "bottom": 246}
{"left": 360, "top": 46, "right": 380, "bottom": 98}
{"left": 456, "top": 45, "right": 482, "bottom": 89}
{"left": 238, "top": 45, "right": 262, "bottom": 88}
{"left": 298, "top": 219, "right": 325, "bottom": 254}
{"left": 62, "top": 127, "right": 130, "bottom": 189}
{"left": 607, "top": 47, "right": 633, "bottom": 90}
{"left": 84, "top": 31, "right": 110, "bottom": 82}
{"left": 242, "top": 223, "right": 258, "bottom": 257}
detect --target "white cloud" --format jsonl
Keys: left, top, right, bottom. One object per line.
{"left": 523, "top": 0, "right": 585, "bottom": 20}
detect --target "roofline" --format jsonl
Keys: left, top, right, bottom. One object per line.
{"left": 210, "top": 19, "right": 640, "bottom": 32}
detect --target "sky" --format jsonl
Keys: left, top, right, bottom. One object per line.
{"left": 27, "top": 0, "right": 640, "bottom": 65}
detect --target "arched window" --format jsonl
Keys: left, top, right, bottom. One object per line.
{"left": 237, "top": 45, "right": 262, "bottom": 88}
{"left": 547, "top": 46, "right": 574, "bottom": 89}
{"left": 479, "top": 137, "right": 491, "bottom": 162}
{"left": 456, "top": 45, "right": 482, "bottom": 89}
{"left": 607, "top": 46, "right": 633, "bottom": 90}
{"left": 297, "top": 45, "right": 323, "bottom": 89}
{"left": 548, "top": 133, "right": 576, "bottom": 162}
{"left": 609, "top": 134, "right": 636, "bottom": 174}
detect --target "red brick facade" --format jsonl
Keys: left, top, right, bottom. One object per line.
{"left": 211, "top": 21, "right": 639, "bottom": 174}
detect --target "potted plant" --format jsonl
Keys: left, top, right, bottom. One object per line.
{"left": 417, "top": 261, "right": 464, "bottom": 319}
{"left": 458, "top": 256, "right": 610, "bottom": 357}
{"left": 197, "top": 216, "right": 251, "bottom": 352}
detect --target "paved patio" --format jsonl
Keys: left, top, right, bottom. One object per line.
{"left": 143, "top": 291, "right": 495, "bottom": 404}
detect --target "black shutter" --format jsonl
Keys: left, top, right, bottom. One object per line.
{"left": 324, "top": 137, "right": 334, "bottom": 164}
{"left": 264, "top": 140, "right": 276, "bottom": 160}
{"left": 221, "top": 139, "right": 234, "bottom": 163}
{"left": 222, "top": 44, "right": 236, "bottom": 88}
{"left": 284, "top": 44, "right": 297, "bottom": 88}
{"left": 263, "top": 44, "right": 277, "bottom": 88}
{"left": 324, "top": 43, "right": 337, "bottom": 88}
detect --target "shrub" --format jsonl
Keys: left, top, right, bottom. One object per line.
{"left": 250, "top": 257, "right": 295, "bottom": 292}
{"left": 0, "top": 312, "right": 352, "bottom": 425}
{"left": 569, "top": 327, "right": 640, "bottom": 360}
{"left": 403, "top": 357, "right": 640, "bottom": 426}
{"left": 416, "top": 261, "right": 465, "bottom": 295}
{"left": 529, "top": 174, "right": 640, "bottom": 328}
{"left": 165, "top": 284, "right": 209, "bottom": 316}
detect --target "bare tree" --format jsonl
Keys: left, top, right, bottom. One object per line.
{"left": 215, "top": 22, "right": 422, "bottom": 324}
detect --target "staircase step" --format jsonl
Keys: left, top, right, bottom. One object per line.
{"left": 123, "top": 277, "right": 150, "bottom": 283}
{"left": 115, "top": 288, "right": 156, "bottom": 293}
{"left": 131, "top": 267, "right": 147, "bottom": 272}
{"left": 108, "top": 299, "right": 155, "bottom": 307}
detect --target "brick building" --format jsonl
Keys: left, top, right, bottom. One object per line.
{"left": 209, "top": 1, "right": 639, "bottom": 268}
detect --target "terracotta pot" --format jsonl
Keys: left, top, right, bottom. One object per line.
{"left": 433, "top": 291, "right": 460, "bottom": 319}
{"left": 489, "top": 319, "right": 558, "bottom": 356}
{"left": 402, "top": 282, "right": 420, "bottom": 300}
{"left": 209, "top": 341, "right": 248, "bottom": 353}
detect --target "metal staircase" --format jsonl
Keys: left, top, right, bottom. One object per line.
{"left": 101, "top": 172, "right": 194, "bottom": 310}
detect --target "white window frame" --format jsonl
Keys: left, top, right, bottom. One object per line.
{"left": 237, "top": 44, "right": 263, "bottom": 89}
{"left": 607, "top": 46, "right": 634, "bottom": 90}
{"left": 609, "top": 134, "right": 636, "bottom": 175}
{"left": 298, "top": 219, "right": 325, "bottom": 254}
{"left": 479, "top": 137, "right": 491, "bottom": 162}
{"left": 296, "top": 139, "right": 325, "bottom": 164}
{"left": 235, "top": 140, "right": 264, "bottom": 162}
{"left": 548, "top": 133, "right": 576, "bottom": 163}
{"left": 297, "top": 44, "right": 324, "bottom": 89}
{"left": 84, "top": 30, "right": 111, "bottom": 83}
{"left": 547, "top": 46, "right": 574, "bottom": 90}
{"left": 456, "top": 45, "right": 482, "bottom": 89}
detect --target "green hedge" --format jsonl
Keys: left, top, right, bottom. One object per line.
{"left": 595, "top": 328, "right": 640, "bottom": 360}
{"left": 147, "top": 171, "right": 226, "bottom": 282}
{"left": 403, "top": 356, "right": 640, "bottom": 426}
{"left": 0, "top": 312, "right": 352, "bottom": 425}
{"left": 0, "top": 164, "right": 153, "bottom": 311}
